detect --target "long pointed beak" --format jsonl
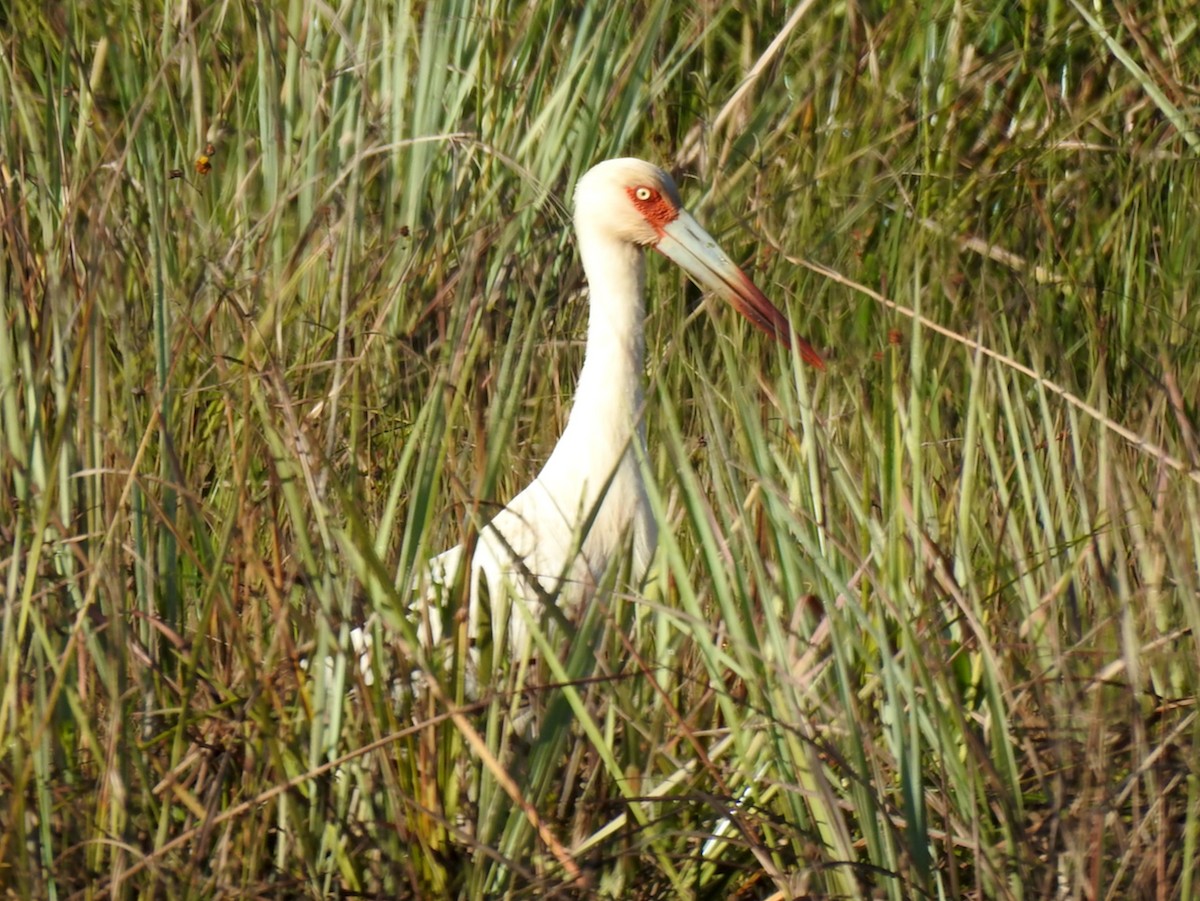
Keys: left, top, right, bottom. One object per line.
{"left": 654, "top": 210, "right": 824, "bottom": 369}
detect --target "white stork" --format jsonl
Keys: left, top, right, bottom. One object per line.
{"left": 351, "top": 158, "right": 822, "bottom": 674}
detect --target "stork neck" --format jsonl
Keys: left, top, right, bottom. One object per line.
{"left": 576, "top": 236, "right": 646, "bottom": 419}
{"left": 543, "top": 233, "right": 647, "bottom": 484}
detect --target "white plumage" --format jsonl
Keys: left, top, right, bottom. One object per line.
{"left": 355, "top": 158, "right": 822, "bottom": 670}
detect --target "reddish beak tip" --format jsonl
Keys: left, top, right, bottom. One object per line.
{"left": 795, "top": 337, "right": 825, "bottom": 370}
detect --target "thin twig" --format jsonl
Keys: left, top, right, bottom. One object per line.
{"left": 792, "top": 256, "right": 1200, "bottom": 488}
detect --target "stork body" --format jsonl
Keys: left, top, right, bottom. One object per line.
{"left": 423, "top": 172, "right": 656, "bottom": 650}
{"left": 371, "top": 159, "right": 822, "bottom": 662}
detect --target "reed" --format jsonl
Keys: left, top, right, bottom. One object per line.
{"left": 1, "top": 1, "right": 1197, "bottom": 897}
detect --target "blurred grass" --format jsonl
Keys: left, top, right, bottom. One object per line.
{"left": 2, "top": 0, "right": 1199, "bottom": 897}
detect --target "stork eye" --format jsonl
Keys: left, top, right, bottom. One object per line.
{"left": 634, "top": 186, "right": 655, "bottom": 201}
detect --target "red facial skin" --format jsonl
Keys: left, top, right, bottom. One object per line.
{"left": 625, "top": 184, "right": 825, "bottom": 370}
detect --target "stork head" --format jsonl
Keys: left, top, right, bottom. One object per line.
{"left": 574, "top": 158, "right": 686, "bottom": 246}
{"left": 574, "top": 158, "right": 824, "bottom": 369}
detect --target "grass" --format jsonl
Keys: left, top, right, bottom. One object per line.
{"left": 2, "top": 0, "right": 1199, "bottom": 897}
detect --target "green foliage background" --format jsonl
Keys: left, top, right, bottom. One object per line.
{"left": 1, "top": 0, "right": 1198, "bottom": 897}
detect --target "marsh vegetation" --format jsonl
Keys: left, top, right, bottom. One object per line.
{"left": 2, "top": 1, "right": 1198, "bottom": 897}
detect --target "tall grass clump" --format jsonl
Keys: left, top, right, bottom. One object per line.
{"left": 2, "top": 0, "right": 1198, "bottom": 897}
